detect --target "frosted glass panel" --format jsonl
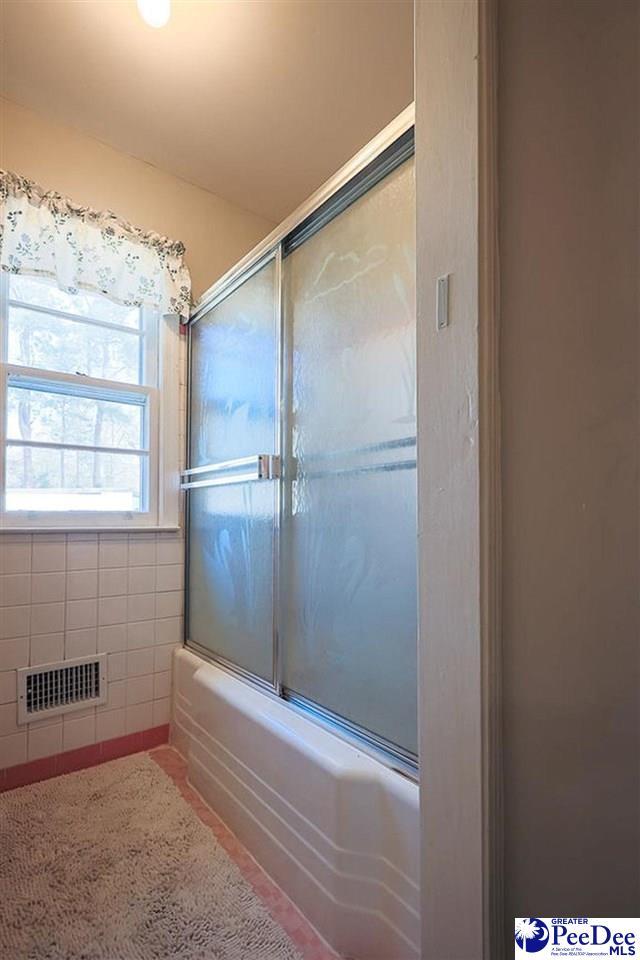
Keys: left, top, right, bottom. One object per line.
{"left": 186, "top": 260, "right": 277, "bottom": 680}
{"left": 188, "top": 482, "right": 275, "bottom": 681}
{"left": 189, "top": 260, "right": 277, "bottom": 467}
{"left": 282, "top": 158, "right": 417, "bottom": 754}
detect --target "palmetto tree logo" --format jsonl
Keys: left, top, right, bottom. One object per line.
{"left": 515, "top": 918, "right": 550, "bottom": 953}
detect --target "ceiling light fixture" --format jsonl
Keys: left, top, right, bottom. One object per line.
{"left": 137, "top": 0, "right": 171, "bottom": 29}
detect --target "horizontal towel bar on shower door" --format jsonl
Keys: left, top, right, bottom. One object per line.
{"left": 180, "top": 454, "right": 280, "bottom": 490}
{"left": 302, "top": 458, "right": 417, "bottom": 481}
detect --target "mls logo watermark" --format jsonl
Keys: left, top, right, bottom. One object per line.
{"left": 515, "top": 918, "right": 549, "bottom": 953}
{"left": 515, "top": 919, "right": 639, "bottom": 957}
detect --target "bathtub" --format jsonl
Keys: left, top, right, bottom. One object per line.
{"left": 171, "top": 648, "right": 420, "bottom": 960}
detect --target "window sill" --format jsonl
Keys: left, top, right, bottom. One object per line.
{"left": 0, "top": 525, "right": 182, "bottom": 535}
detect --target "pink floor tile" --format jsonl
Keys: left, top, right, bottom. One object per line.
{"left": 150, "top": 746, "right": 340, "bottom": 960}
{"left": 0, "top": 725, "right": 170, "bottom": 793}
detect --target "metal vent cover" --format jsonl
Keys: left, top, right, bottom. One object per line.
{"left": 17, "top": 655, "right": 107, "bottom": 725}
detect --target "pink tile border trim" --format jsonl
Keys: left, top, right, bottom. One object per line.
{"left": 150, "top": 745, "right": 340, "bottom": 960}
{"left": 0, "top": 724, "right": 169, "bottom": 793}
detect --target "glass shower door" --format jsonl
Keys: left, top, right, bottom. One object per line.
{"left": 184, "top": 130, "right": 417, "bottom": 766}
{"left": 185, "top": 257, "right": 278, "bottom": 684}
{"left": 281, "top": 157, "right": 417, "bottom": 757}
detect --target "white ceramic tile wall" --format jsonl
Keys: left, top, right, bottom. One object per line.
{"left": 0, "top": 530, "right": 184, "bottom": 768}
{"left": 0, "top": 328, "right": 188, "bottom": 770}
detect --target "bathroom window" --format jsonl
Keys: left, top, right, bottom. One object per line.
{"left": 0, "top": 273, "right": 180, "bottom": 529}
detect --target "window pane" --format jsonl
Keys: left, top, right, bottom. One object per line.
{"left": 9, "top": 275, "right": 141, "bottom": 328}
{"left": 6, "top": 446, "right": 144, "bottom": 512}
{"left": 7, "top": 386, "right": 144, "bottom": 451}
{"left": 8, "top": 306, "right": 142, "bottom": 384}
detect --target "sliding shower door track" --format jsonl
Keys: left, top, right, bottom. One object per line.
{"left": 185, "top": 640, "right": 278, "bottom": 696}
{"left": 183, "top": 639, "right": 418, "bottom": 780}
{"left": 283, "top": 689, "right": 418, "bottom": 780}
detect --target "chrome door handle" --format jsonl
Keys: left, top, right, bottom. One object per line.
{"left": 181, "top": 454, "right": 280, "bottom": 490}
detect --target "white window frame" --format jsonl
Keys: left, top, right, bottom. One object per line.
{"left": 0, "top": 273, "right": 181, "bottom": 532}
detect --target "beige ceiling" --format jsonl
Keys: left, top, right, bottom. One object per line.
{"left": 0, "top": 0, "right": 413, "bottom": 223}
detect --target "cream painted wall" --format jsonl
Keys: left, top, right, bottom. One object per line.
{"left": 0, "top": 97, "right": 273, "bottom": 300}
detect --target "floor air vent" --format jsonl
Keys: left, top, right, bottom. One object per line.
{"left": 17, "top": 655, "right": 107, "bottom": 724}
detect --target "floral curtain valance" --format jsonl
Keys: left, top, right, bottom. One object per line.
{"left": 0, "top": 170, "right": 191, "bottom": 319}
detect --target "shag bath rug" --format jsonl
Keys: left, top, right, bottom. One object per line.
{"left": 0, "top": 752, "right": 305, "bottom": 960}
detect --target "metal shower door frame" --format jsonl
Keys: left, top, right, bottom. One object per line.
{"left": 183, "top": 106, "right": 418, "bottom": 775}
{"left": 183, "top": 245, "right": 283, "bottom": 695}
